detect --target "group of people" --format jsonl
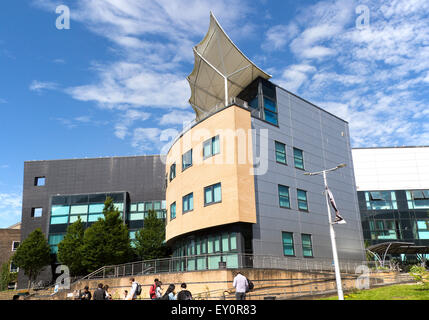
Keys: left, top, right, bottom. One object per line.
{"left": 77, "top": 283, "right": 112, "bottom": 300}
{"left": 131, "top": 277, "right": 193, "bottom": 300}
{"left": 76, "top": 271, "right": 251, "bottom": 300}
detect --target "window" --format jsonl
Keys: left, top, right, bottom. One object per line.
{"left": 12, "top": 241, "right": 20, "bottom": 251}
{"left": 278, "top": 185, "right": 290, "bottom": 209}
{"left": 297, "top": 189, "right": 308, "bottom": 211}
{"left": 170, "top": 202, "right": 176, "bottom": 220}
{"left": 203, "top": 135, "right": 220, "bottom": 159}
{"left": 170, "top": 163, "right": 176, "bottom": 181}
{"left": 48, "top": 234, "right": 65, "bottom": 254}
{"left": 407, "top": 190, "right": 429, "bottom": 209}
{"left": 369, "top": 219, "right": 400, "bottom": 240}
{"left": 415, "top": 220, "right": 429, "bottom": 240}
{"left": 182, "top": 193, "right": 194, "bottom": 213}
{"left": 293, "top": 148, "right": 304, "bottom": 169}
{"left": 182, "top": 149, "right": 193, "bottom": 171}
{"left": 34, "top": 177, "right": 45, "bottom": 186}
{"left": 10, "top": 261, "right": 18, "bottom": 273}
{"left": 204, "top": 183, "right": 222, "bottom": 205}
{"left": 32, "top": 207, "right": 43, "bottom": 218}
{"left": 282, "top": 232, "right": 294, "bottom": 256}
{"left": 275, "top": 141, "right": 287, "bottom": 164}
{"left": 365, "top": 191, "right": 398, "bottom": 210}
{"left": 263, "top": 97, "right": 278, "bottom": 125}
{"left": 301, "top": 234, "right": 313, "bottom": 257}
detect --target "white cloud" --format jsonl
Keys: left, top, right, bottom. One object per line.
{"left": 277, "top": 64, "right": 317, "bottom": 93}
{"left": 114, "top": 109, "right": 151, "bottom": 139}
{"left": 29, "top": 80, "right": 58, "bottom": 93}
{"left": 0, "top": 193, "right": 22, "bottom": 228}
{"left": 159, "top": 110, "right": 195, "bottom": 126}
{"left": 268, "top": 0, "right": 429, "bottom": 147}
{"left": 66, "top": 62, "right": 190, "bottom": 110}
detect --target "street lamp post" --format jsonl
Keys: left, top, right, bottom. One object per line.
{"left": 304, "top": 163, "right": 346, "bottom": 300}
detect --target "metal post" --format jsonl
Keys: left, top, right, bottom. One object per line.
{"left": 224, "top": 77, "right": 228, "bottom": 107}
{"left": 323, "top": 170, "right": 344, "bottom": 300}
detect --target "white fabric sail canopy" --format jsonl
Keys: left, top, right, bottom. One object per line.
{"left": 187, "top": 12, "right": 271, "bottom": 121}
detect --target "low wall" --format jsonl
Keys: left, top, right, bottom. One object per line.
{"left": 39, "top": 268, "right": 414, "bottom": 300}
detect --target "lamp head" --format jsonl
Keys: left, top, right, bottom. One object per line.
{"left": 337, "top": 163, "right": 347, "bottom": 169}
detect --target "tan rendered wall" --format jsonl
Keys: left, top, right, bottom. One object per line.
{"left": 165, "top": 105, "right": 257, "bottom": 243}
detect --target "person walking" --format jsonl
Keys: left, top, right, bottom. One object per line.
{"left": 149, "top": 278, "right": 159, "bottom": 300}
{"left": 126, "top": 277, "right": 138, "bottom": 300}
{"left": 233, "top": 272, "right": 248, "bottom": 300}
{"left": 155, "top": 280, "right": 163, "bottom": 299}
{"left": 80, "top": 286, "right": 92, "bottom": 300}
{"left": 104, "top": 285, "right": 112, "bottom": 300}
{"left": 176, "top": 283, "right": 193, "bottom": 300}
{"left": 161, "top": 284, "right": 177, "bottom": 300}
{"left": 93, "top": 283, "right": 106, "bottom": 300}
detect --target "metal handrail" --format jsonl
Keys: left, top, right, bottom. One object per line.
{"left": 70, "top": 254, "right": 378, "bottom": 284}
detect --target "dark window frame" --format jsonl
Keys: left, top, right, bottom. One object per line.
{"left": 297, "top": 189, "right": 309, "bottom": 212}
{"left": 182, "top": 192, "right": 194, "bottom": 214}
{"left": 301, "top": 234, "right": 313, "bottom": 258}
{"left": 278, "top": 184, "right": 291, "bottom": 209}
{"left": 293, "top": 147, "right": 305, "bottom": 170}
{"left": 204, "top": 183, "right": 222, "bottom": 206}
{"left": 275, "top": 141, "right": 287, "bottom": 165}
{"left": 203, "top": 135, "right": 220, "bottom": 159}
{"left": 182, "top": 149, "right": 193, "bottom": 171}
{"left": 282, "top": 232, "right": 295, "bottom": 257}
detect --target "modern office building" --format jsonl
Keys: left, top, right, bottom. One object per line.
{"left": 164, "top": 13, "right": 365, "bottom": 271}
{"left": 18, "top": 155, "right": 165, "bottom": 288}
{"left": 19, "top": 13, "right": 367, "bottom": 287}
{"left": 352, "top": 146, "right": 429, "bottom": 262}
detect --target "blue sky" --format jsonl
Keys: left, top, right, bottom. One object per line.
{"left": 0, "top": 0, "right": 428, "bottom": 227}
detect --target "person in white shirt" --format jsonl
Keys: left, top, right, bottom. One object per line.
{"left": 126, "top": 277, "right": 137, "bottom": 300}
{"left": 233, "top": 272, "right": 248, "bottom": 300}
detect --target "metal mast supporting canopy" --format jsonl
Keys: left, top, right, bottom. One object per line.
{"left": 187, "top": 12, "right": 272, "bottom": 121}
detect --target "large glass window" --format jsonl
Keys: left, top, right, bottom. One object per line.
{"left": 182, "top": 149, "right": 193, "bottom": 171}
{"left": 301, "top": 234, "right": 313, "bottom": 257}
{"left": 297, "top": 189, "right": 308, "bottom": 211}
{"left": 50, "top": 216, "right": 69, "bottom": 225}
{"left": 369, "top": 219, "right": 400, "bottom": 240}
{"left": 70, "top": 205, "right": 88, "bottom": 214}
{"left": 48, "top": 234, "right": 65, "bottom": 254}
{"left": 203, "top": 135, "right": 220, "bottom": 159}
{"left": 293, "top": 148, "right": 304, "bottom": 169}
{"left": 204, "top": 183, "right": 222, "bottom": 205}
{"left": 275, "top": 141, "right": 287, "bottom": 164}
{"left": 365, "top": 191, "right": 398, "bottom": 210}
{"left": 278, "top": 185, "right": 290, "bottom": 209}
{"left": 415, "top": 220, "right": 429, "bottom": 239}
{"left": 170, "top": 202, "right": 176, "bottom": 220}
{"left": 182, "top": 193, "right": 194, "bottom": 213}
{"left": 263, "top": 97, "right": 278, "bottom": 125}
{"left": 406, "top": 190, "right": 429, "bottom": 209}
{"left": 170, "top": 163, "right": 176, "bottom": 181}
{"left": 51, "top": 205, "right": 70, "bottom": 216}
{"left": 88, "top": 203, "right": 104, "bottom": 213}
{"left": 282, "top": 232, "right": 294, "bottom": 256}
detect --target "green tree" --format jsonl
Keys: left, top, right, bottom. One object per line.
{"left": 81, "top": 197, "right": 132, "bottom": 272}
{"left": 12, "top": 228, "right": 51, "bottom": 289}
{"left": 57, "top": 217, "right": 86, "bottom": 276}
{"left": 133, "top": 210, "right": 170, "bottom": 260}
{"left": 0, "top": 260, "right": 16, "bottom": 291}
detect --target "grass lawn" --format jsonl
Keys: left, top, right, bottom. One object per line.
{"left": 320, "top": 284, "right": 429, "bottom": 300}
